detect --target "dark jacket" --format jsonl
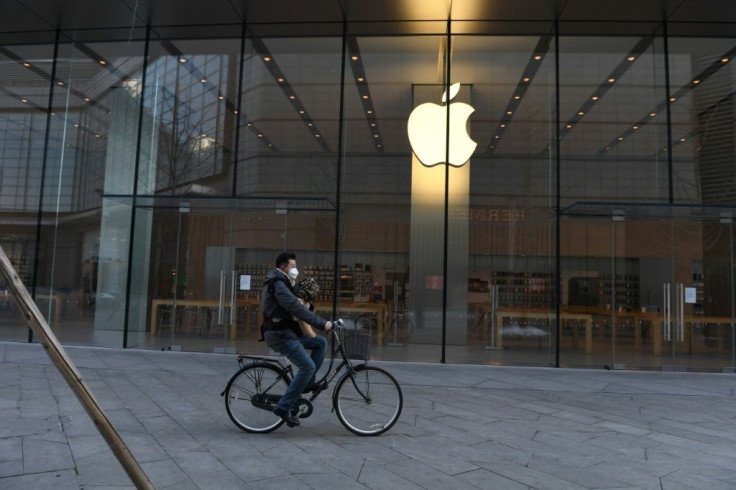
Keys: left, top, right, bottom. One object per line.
{"left": 261, "top": 269, "right": 327, "bottom": 346}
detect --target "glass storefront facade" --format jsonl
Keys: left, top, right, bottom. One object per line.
{"left": 1, "top": 7, "right": 735, "bottom": 372}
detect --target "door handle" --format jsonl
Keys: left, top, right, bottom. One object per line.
{"left": 663, "top": 283, "right": 671, "bottom": 341}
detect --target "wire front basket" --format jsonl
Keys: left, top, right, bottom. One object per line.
{"left": 342, "top": 332, "right": 373, "bottom": 361}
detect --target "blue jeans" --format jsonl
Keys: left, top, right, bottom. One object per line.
{"left": 274, "top": 335, "right": 327, "bottom": 411}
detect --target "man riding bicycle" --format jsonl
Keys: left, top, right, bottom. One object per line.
{"left": 261, "top": 252, "right": 332, "bottom": 427}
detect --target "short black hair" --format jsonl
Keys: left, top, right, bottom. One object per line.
{"left": 275, "top": 252, "right": 296, "bottom": 268}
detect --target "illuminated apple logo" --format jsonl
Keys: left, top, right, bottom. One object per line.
{"left": 407, "top": 83, "right": 477, "bottom": 167}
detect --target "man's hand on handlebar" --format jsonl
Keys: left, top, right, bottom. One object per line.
{"left": 324, "top": 321, "right": 333, "bottom": 332}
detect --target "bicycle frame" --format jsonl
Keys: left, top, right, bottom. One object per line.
{"left": 235, "top": 323, "right": 371, "bottom": 407}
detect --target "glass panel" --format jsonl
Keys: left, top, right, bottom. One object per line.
{"left": 559, "top": 32, "right": 668, "bottom": 206}
{"left": 0, "top": 43, "right": 54, "bottom": 342}
{"left": 453, "top": 33, "right": 557, "bottom": 365}
{"left": 32, "top": 39, "right": 146, "bottom": 347}
{"left": 339, "top": 33, "right": 447, "bottom": 363}
{"left": 233, "top": 35, "right": 341, "bottom": 353}
{"left": 667, "top": 37, "right": 736, "bottom": 204}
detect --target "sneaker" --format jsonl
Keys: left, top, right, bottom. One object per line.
{"left": 303, "top": 381, "right": 328, "bottom": 393}
{"left": 273, "top": 406, "right": 300, "bottom": 427}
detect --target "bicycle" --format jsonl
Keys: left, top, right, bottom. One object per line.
{"left": 221, "top": 319, "right": 403, "bottom": 436}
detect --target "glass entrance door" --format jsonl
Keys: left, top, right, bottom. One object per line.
{"left": 561, "top": 204, "right": 735, "bottom": 372}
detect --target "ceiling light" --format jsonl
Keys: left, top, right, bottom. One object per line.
{"left": 362, "top": 95, "right": 368, "bottom": 99}
{"left": 670, "top": 97, "right": 676, "bottom": 102}
{"left": 233, "top": 110, "right": 238, "bottom": 114}
{"left": 218, "top": 95, "right": 224, "bottom": 100}
{"left": 277, "top": 77, "right": 284, "bottom": 83}
{"left": 617, "top": 137, "right": 624, "bottom": 141}
{"left": 98, "top": 60, "right": 107, "bottom": 65}
{"left": 500, "top": 124, "right": 506, "bottom": 128}
{"left": 490, "top": 145, "right": 495, "bottom": 149}
{"left": 315, "top": 134, "right": 321, "bottom": 138}
{"left": 627, "top": 56, "right": 636, "bottom": 61}
{"left": 351, "top": 55, "right": 358, "bottom": 61}
{"left": 514, "top": 95, "right": 521, "bottom": 100}
{"left": 246, "top": 122, "right": 252, "bottom": 126}
{"left": 377, "top": 144, "right": 382, "bottom": 148}
{"left": 506, "top": 111, "right": 512, "bottom": 115}
{"left": 257, "top": 134, "right": 263, "bottom": 138}
{"left": 289, "top": 95, "right": 295, "bottom": 100}
{"left": 693, "top": 79, "right": 700, "bottom": 84}
{"left": 264, "top": 57, "right": 271, "bottom": 62}
{"left": 95, "top": 134, "right": 101, "bottom": 138}
{"left": 633, "top": 126, "right": 639, "bottom": 130}
{"left": 608, "top": 78, "right": 615, "bottom": 83}
{"left": 591, "top": 96, "right": 599, "bottom": 101}
{"left": 367, "top": 110, "right": 373, "bottom": 114}
{"left": 373, "top": 134, "right": 379, "bottom": 138}
{"left": 495, "top": 135, "right": 500, "bottom": 138}
{"left": 57, "top": 81, "right": 64, "bottom": 86}
{"left": 21, "top": 98, "right": 27, "bottom": 103}
{"left": 200, "top": 78, "right": 207, "bottom": 83}
{"left": 299, "top": 110, "right": 305, "bottom": 114}
{"left": 73, "top": 123, "right": 79, "bottom": 127}
{"left": 533, "top": 55, "right": 542, "bottom": 60}
{"left": 307, "top": 122, "right": 313, "bottom": 127}
{"left": 578, "top": 111, "right": 584, "bottom": 116}
{"left": 179, "top": 58, "right": 187, "bottom": 63}
{"left": 357, "top": 77, "right": 364, "bottom": 82}
{"left": 522, "top": 77, "right": 530, "bottom": 82}
{"left": 566, "top": 124, "right": 572, "bottom": 129}
{"left": 680, "top": 137, "right": 686, "bottom": 142}
{"left": 721, "top": 57, "right": 729, "bottom": 63}
{"left": 370, "top": 123, "right": 376, "bottom": 127}
{"left": 22, "top": 62, "right": 31, "bottom": 67}
{"left": 605, "top": 146, "right": 611, "bottom": 150}
{"left": 268, "top": 143, "right": 273, "bottom": 147}
{"left": 649, "top": 112, "right": 656, "bottom": 117}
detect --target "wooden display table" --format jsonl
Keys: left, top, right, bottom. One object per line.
{"left": 150, "top": 297, "right": 260, "bottom": 339}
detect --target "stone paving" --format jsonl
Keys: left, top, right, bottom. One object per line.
{"left": 1, "top": 341, "right": 735, "bottom": 489}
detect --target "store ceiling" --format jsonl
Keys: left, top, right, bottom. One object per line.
{"left": 2, "top": 0, "right": 736, "bottom": 38}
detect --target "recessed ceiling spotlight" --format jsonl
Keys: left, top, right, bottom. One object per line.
{"left": 500, "top": 124, "right": 506, "bottom": 128}
{"left": 57, "top": 81, "right": 64, "bottom": 86}
{"left": 362, "top": 95, "right": 368, "bottom": 99}
{"left": 566, "top": 124, "right": 572, "bottom": 129}
{"left": 693, "top": 79, "right": 700, "bottom": 84}
{"left": 22, "top": 62, "right": 31, "bottom": 67}
{"left": 367, "top": 110, "right": 373, "bottom": 114}
{"left": 533, "top": 55, "right": 542, "bottom": 60}
{"left": 98, "top": 60, "right": 107, "bottom": 65}
{"left": 617, "top": 137, "right": 624, "bottom": 141}
{"left": 649, "top": 112, "right": 656, "bottom": 117}
{"left": 233, "top": 110, "right": 238, "bottom": 114}
{"left": 351, "top": 55, "right": 358, "bottom": 61}
{"left": 514, "top": 95, "right": 521, "bottom": 100}
{"left": 200, "top": 78, "right": 207, "bottom": 83}
{"left": 179, "top": 58, "right": 187, "bottom": 63}
{"left": 357, "top": 77, "right": 364, "bottom": 82}
{"left": 591, "top": 96, "right": 599, "bottom": 101}
{"left": 721, "top": 57, "right": 729, "bottom": 63}
{"left": 670, "top": 97, "right": 676, "bottom": 102}
{"left": 578, "top": 111, "right": 584, "bottom": 116}
{"left": 264, "top": 57, "right": 271, "bottom": 62}
{"left": 218, "top": 95, "right": 224, "bottom": 100}
{"left": 506, "top": 111, "right": 512, "bottom": 115}
{"left": 373, "top": 134, "right": 379, "bottom": 138}
{"left": 627, "top": 56, "right": 636, "bottom": 61}
{"left": 680, "top": 137, "right": 686, "bottom": 142}
{"left": 633, "top": 125, "right": 639, "bottom": 130}
{"left": 605, "top": 146, "right": 611, "bottom": 150}
{"left": 84, "top": 97, "right": 91, "bottom": 102}
{"left": 21, "top": 98, "right": 28, "bottom": 103}
{"left": 315, "top": 134, "right": 321, "bottom": 138}
{"left": 522, "top": 77, "right": 530, "bottom": 82}
{"left": 608, "top": 78, "right": 615, "bottom": 83}
{"left": 289, "top": 95, "right": 296, "bottom": 100}
{"left": 277, "top": 77, "right": 284, "bottom": 83}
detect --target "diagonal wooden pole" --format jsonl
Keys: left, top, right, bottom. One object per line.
{"left": 0, "top": 245, "right": 153, "bottom": 489}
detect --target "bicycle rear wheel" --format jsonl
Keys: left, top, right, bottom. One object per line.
{"left": 334, "top": 365, "right": 402, "bottom": 436}
{"left": 224, "top": 363, "right": 288, "bottom": 433}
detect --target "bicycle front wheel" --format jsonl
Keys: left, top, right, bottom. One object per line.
{"left": 224, "top": 363, "right": 288, "bottom": 433}
{"left": 334, "top": 365, "right": 403, "bottom": 436}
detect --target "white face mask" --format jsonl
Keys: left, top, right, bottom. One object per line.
{"left": 288, "top": 268, "right": 299, "bottom": 280}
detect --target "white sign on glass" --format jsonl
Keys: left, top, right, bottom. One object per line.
{"left": 684, "top": 287, "right": 697, "bottom": 304}
{"left": 239, "top": 275, "right": 251, "bottom": 291}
